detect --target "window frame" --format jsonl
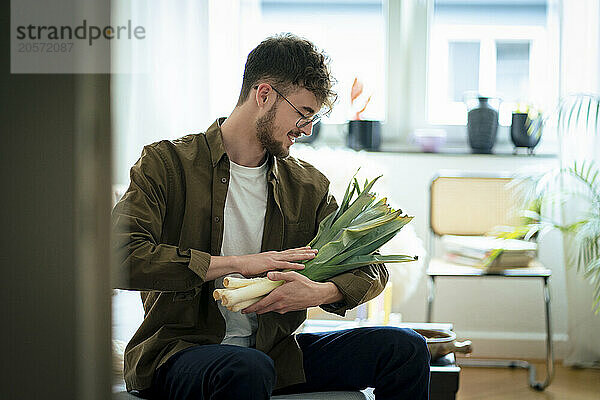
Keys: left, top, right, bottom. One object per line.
{"left": 384, "top": 0, "right": 561, "bottom": 148}
{"left": 428, "top": 24, "right": 549, "bottom": 127}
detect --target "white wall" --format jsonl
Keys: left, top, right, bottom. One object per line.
{"left": 292, "top": 145, "right": 565, "bottom": 359}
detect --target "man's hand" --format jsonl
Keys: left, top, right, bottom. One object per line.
{"left": 241, "top": 271, "right": 344, "bottom": 315}
{"left": 236, "top": 247, "right": 317, "bottom": 277}
{"left": 206, "top": 246, "right": 317, "bottom": 281}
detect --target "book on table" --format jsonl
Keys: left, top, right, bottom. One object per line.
{"left": 441, "top": 235, "right": 537, "bottom": 270}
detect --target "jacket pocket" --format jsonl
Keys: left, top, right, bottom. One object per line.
{"left": 162, "top": 288, "right": 201, "bottom": 328}
{"left": 284, "top": 221, "right": 313, "bottom": 248}
{"left": 172, "top": 287, "right": 199, "bottom": 302}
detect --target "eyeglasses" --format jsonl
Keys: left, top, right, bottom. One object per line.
{"left": 254, "top": 85, "right": 322, "bottom": 129}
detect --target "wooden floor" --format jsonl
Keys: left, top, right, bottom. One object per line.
{"left": 456, "top": 360, "right": 600, "bottom": 400}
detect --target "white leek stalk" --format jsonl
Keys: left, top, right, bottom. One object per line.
{"left": 227, "top": 296, "right": 266, "bottom": 312}
{"left": 223, "top": 276, "right": 265, "bottom": 288}
{"left": 213, "top": 277, "right": 283, "bottom": 307}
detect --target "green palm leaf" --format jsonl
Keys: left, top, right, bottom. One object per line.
{"left": 508, "top": 94, "right": 600, "bottom": 312}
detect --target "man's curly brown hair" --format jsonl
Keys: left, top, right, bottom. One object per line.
{"left": 237, "top": 33, "right": 337, "bottom": 114}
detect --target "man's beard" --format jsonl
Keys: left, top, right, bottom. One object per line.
{"left": 255, "top": 103, "right": 290, "bottom": 159}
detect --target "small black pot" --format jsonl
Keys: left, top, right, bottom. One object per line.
{"left": 347, "top": 120, "right": 381, "bottom": 151}
{"left": 510, "top": 113, "right": 541, "bottom": 154}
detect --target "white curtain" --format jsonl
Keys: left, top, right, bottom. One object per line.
{"left": 111, "top": 0, "right": 212, "bottom": 185}
{"left": 207, "top": 0, "right": 262, "bottom": 120}
{"left": 558, "top": 0, "right": 600, "bottom": 367}
{"left": 111, "top": 0, "right": 262, "bottom": 186}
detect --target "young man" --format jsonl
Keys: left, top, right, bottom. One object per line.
{"left": 113, "top": 34, "right": 430, "bottom": 399}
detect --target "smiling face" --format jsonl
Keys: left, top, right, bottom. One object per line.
{"left": 255, "top": 87, "right": 320, "bottom": 159}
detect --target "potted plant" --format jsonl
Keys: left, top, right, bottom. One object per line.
{"left": 499, "top": 94, "right": 600, "bottom": 367}
{"left": 510, "top": 103, "right": 544, "bottom": 154}
{"left": 511, "top": 94, "right": 600, "bottom": 313}
{"left": 347, "top": 77, "right": 381, "bottom": 151}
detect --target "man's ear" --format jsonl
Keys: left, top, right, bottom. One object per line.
{"left": 255, "top": 83, "right": 273, "bottom": 108}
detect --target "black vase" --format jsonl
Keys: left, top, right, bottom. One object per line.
{"left": 510, "top": 113, "right": 541, "bottom": 155}
{"left": 467, "top": 97, "right": 498, "bottom": 154}
{"left": 347, "top": 120, "right": 381, "bottom": 151}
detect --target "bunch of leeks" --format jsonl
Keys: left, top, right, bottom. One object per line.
{"left": 213, "top": 174, "right": 417, "bottom": 312}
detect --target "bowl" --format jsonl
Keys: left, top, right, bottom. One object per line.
{"left": 413, "top": 328, "right": 472, "bottom": 360}
{"left": 412, "top": 129, "right": 447, "bottom": 153}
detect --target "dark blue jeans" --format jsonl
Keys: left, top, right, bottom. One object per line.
{"left": 146, "top": 326, "right": 430, "bottom": 399}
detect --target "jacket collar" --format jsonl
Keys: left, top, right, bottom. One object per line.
{"left": 205, "top": 118, "right": 280, "bottom": 183}
{"left": 205, "top": 118, "right": 228, "bottom": 167}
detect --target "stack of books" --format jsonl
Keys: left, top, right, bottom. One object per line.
{"left": 442, "top": 235, "right": 537, "bottom": 270}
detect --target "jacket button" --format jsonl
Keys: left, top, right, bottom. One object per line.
{"left": 221, "top": 177, "right": 227, "bottom": 184}
{"left": 215, "top": 216, "right": 220, "bottom": 223}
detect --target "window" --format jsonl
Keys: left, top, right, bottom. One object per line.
{"left": 427, "top": 0, "right": 559, "bottom": 127}
{"left": 258, "top": 0, "right": 386, "bottom": 123}
{"left": 496, "top": 41, "right": 531, "bottom": 102}
{"left": 448, "top": 41, "right": 480, "bottom": 102}
{"left": 231, "top": 0, "right": 386, "bottom": 124}
{"left": 207, "top": 0, "right": 560, "bottom": 144}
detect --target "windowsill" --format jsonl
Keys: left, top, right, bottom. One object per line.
{"left": 296, "top": 143, "right": 558, "bottom": 158}
{"left": 370, "top": 142, "right": 558, "bottom": 157}
{"left": 300, "top": 123, "right": 559, "bottom": 158}
{"left": 296, "top": 138, "right": 558, "bottom": 158}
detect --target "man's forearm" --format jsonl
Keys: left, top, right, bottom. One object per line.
{"left": 319, "top": 282, "right": 344, "bottom": 305}
{"left": 205, "top": 255, "right": 240, "bottom": 281}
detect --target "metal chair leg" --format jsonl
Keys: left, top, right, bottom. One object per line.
{"left": 426, "top": 275, "right": 435, "bottom": 323}
{"left": 457, "top": 276, "right": 554, "bottom": 391}
{"left": 532, "top": 276, "right": 554, "bottom": 390}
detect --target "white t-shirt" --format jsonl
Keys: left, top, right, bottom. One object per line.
{"left": 215, "top": 158, "right": 268, "bottom": 347}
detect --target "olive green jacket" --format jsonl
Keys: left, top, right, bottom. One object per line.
{"left": 112, "top": 118, "right": 388, "bottom": 392}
